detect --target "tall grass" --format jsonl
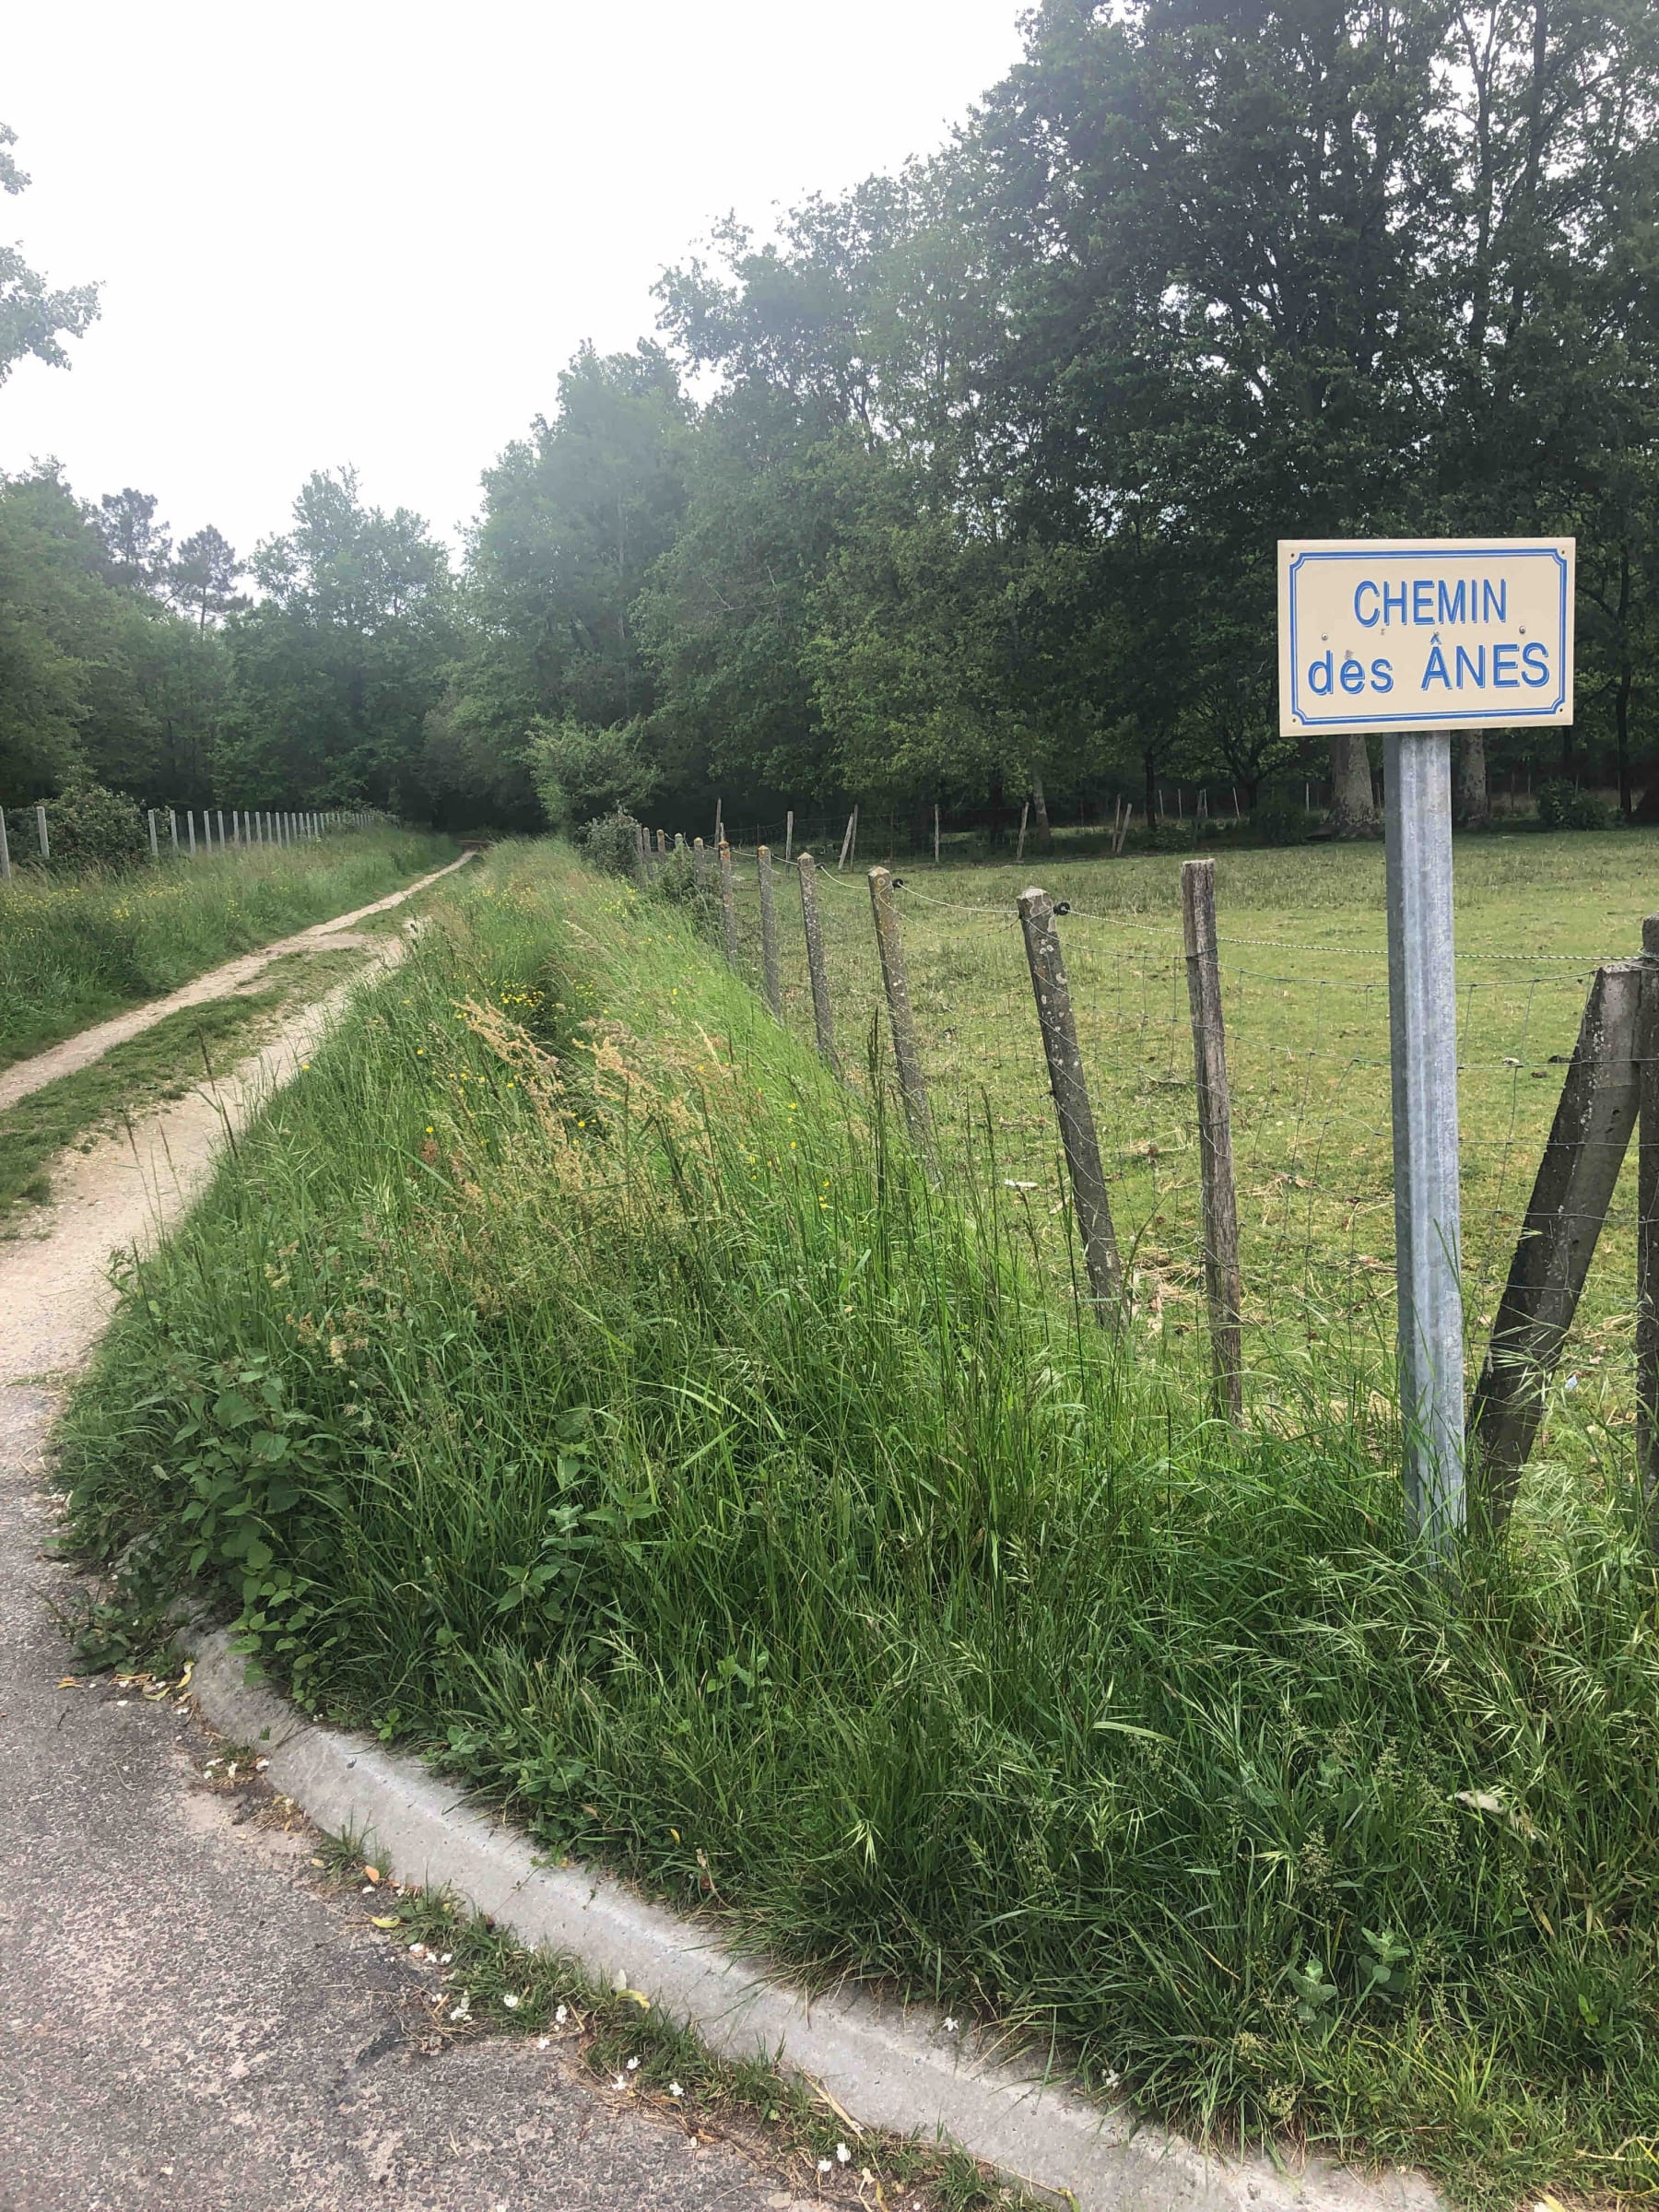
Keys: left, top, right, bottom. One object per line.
{"left": 0, "top": 828, "right": 455, "bottom": 1069}
{"left": 62, "top": 842, "right": 1659, "bottom": 2207}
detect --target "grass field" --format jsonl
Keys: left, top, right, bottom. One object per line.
{"left": 0, "top": 827, "right": 455, "bottom": 1071}
{"left": 62, "top": 839, "right": 1659, "bottom": 2209}
{"left": 713, "top": 827, "right": 1659, "bottom": 1435}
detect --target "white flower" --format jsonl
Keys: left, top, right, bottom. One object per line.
{"left": 627, "top": 2055, "right": 641, "bottom": 2072}
{"left": 836, "top": 2142, "right": 851, "bottom": 2164}
{"left": 817, "top": 2158, "right": 833, "bottom": 2175}
{"left": 1104, "top": 2068, "right": 1122, "bottom": 2089}
{"left": 537, "top": 2037, "right": 550, "bottom": 2050}
{"left": 555, "top": 2004, "right": 568, "bottom": 2026}
{"left": 615, "top": 2074, "right": 628, "bottom": 2090}
{"left": 669, "top": 2081, "right": 683, "bottom": 2098}
{"left": 502, "top": 1994, "right": 521, "bottom": 2010}
{"left": 440, "top": 1952, "right": 453, "bottom": 1965}
{"left": 943, "top": 2016, "right": 959, "bottom": 2033}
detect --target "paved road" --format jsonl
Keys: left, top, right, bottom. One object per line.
{"left": 0, "top": 960, "right": 807, "bottom": 2211}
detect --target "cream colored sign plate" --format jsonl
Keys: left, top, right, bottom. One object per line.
{"left": 1277, "top": 537, "right": 1574, "bottom": 735}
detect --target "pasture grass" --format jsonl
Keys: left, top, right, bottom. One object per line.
{"left": 716, "top": 828, "right": 1659, "bottom": 1440}
{"left": 62, "top": 841, "right": 1659, "bottom": 2208}
{"left": 0, "top": 827, "right": 454, "bottom": 1070}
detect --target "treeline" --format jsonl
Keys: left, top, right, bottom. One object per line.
{"left": 5, "top": 0, "right": 1657, "bottom": 835}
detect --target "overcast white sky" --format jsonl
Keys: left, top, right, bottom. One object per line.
{"left": 3, "top": 0, "right": 1025, "bottom": 559}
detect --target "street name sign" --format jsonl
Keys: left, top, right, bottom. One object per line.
{"left": 1278, "top": 537, "right": 1574, "bottom": 735}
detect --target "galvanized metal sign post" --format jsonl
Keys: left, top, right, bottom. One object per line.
{"left": 1279, "top": 538, "right": 1576, "bottom": 1561}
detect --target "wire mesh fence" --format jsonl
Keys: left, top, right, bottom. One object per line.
{"left": 663, "top": 830, "right": 1643, "bottom": 1433}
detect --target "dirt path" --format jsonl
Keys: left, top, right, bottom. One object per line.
{"left": 0, "top": 849, "right": 475, "bottom": 1116}
{"left": 0, "top": 936, "right": 810, "bottom": 2210}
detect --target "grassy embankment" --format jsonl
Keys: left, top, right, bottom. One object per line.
{"left": 63, "top": 841, "right": 1659, "bottom": 2209}
{"left": 0, "top": 826, "right": 455, "bottom": 1071}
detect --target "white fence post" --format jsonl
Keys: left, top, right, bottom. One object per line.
{"left": 0, "top": 809, "right": 10, "bottom": 881}
{"left": 36, "top": 804, "right": 49, "bottom": 861}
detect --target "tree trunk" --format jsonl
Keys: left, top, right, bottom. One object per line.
{"left": 1326, "top": 735, "right": 1379, "bottom": 836}
{"left": 1143, "top": 749, "right": 1159, "bottom": 821}
{"left": 1030, "top": 775, "right": 1053, "bottom": 846}
{"left": 1455, "top": 730, "right": 1491, "bottom": 829}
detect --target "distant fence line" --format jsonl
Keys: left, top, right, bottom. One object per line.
{"left": 629, "top": 817, "right": 1657, "bottom": 1553}
{"left": 0, "top": 805, "right": 387, "bottom": 882}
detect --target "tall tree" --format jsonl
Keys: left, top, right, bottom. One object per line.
{"left": 171, "top": 524, "right": 247, "bottom": 630}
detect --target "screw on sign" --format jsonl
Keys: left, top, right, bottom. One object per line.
{"left": 1278, "top": 537, "right": 1576, "bottom": 1567}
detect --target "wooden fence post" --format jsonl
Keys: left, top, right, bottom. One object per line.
{"left": 0, "top": 808, "right": 9, "bottom": 881}
{"left": 933, "top": 803, "right": 940, "bottom": 865}
{"left": 1182, "top": 858, "right": 1243, "bottom": 1418}
{"left": 693, "top": 835, "right": 708, "bottom": 891}
{"left": 1017, "top": 886, "right": 1123, "bottom": 1315}
{"left": 634, "top": 823, "right": 649, "bottom": 889}
{"left": 796, "top": 853, "right": 842, "bottom": 1081}
{"left": 850, "top": 804, "right": 859, "bottom": 865}
{"left": 36, "top": 804, "right": 49, "bottom": 861}
{"left": 1638, "top": 919, "right": 1659, "bottom": 1548}
{"left": 1470, "top": 959, "right": 1641, "bottom": 1524}
{"left": 867, "top": 866, "right": 936, "bottom": 1178}
{"left": 187, "top": 810, "right": 197, "bottom": 858}
{"left": 756, "top": 843, "right": 782, "bottom": 1018}
{"left": 784, "top": 810, "right": 794, "bottom": 863}
{"left": 1017, "top": 801, "right": 1030, "bottom": 863}
{"left": 839, "top": 808, "right": 856, "bottom": 871}
{"left": 718, "top": 839, "right": 740, "bottom": 964}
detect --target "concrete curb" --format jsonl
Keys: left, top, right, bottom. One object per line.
{"left": 183, "top": 1625, "right": 1440, "bottom": 2212}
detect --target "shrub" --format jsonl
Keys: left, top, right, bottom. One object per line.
{"left": 1250, "top": 789, "right": 1313, "bottom": 845}
{"left": 575, "top": 807, "right": 644, "bottom": 877}
{"left": 27, "top": 782, "right": 148, "bottom": 871}
{"left": 1536, "top": 779, "right": 1611, "bottom": 831}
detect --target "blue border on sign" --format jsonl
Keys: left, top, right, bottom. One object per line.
{"left": 1287, "top": 547, "right": 1570, "bottom": 725}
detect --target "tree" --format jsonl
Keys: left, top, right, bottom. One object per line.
{"left": 96, "top": 488, "right": 172, "bottom": 594}
{"left": 171, "top": 525, "right": 247, "bottom": 630}
{"left": 0, "top": 122, "right": 99, "bottom": 388}
{"left": 227, "top": 468, "right": 457, "bottom": 809}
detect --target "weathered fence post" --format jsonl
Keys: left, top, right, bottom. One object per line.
{"left": 756, "top": 844, "right": 782, "bottom": 1018}
{"left": 1638, "top": 917, "right": 1659, "bottom": 1547}
{"left": 656, "top": 828, "right": 668, "bottom": 869}
{"left": 784, "top": 810, "right": 794, "bottom": 864}
{"left": 168, "top": 808, "right": 179, "bottom": 854}
{"left": 1017, "top": 801, "right": 1030, "bottom": 863}
{"left": 1181, "top": 858, "right": 1244, "bottom": 1416}
{"left": 187, "top": 810, "right": 197, "bottom": 858}
{"left": 0, "top": 809, "right": 10, "bottom": 881}
{"left": 36, "top": 804, "right": 49, "bottom": 862}
{"left": 633, "top": 824, "right": 648, "bottom": 889}
{"left": 796, "top": 853, "right": 842, "bottom": 1081}
{"left": 1470, "top": 959, "right": 1641, "bottom": 1524}
{"left": 718, "top": 839, "right": 739, "bottom": 964}
{"left": 1017, "top": 886, "right": 1123, "bottom": 1315}
{"left": 693, "top": 835, "right": 708, "bottom": 891}
{"left": 933, "top": 803, "right": 940, "bottom": 865}
{"left": 839, "top": 808, "right": 856, "bottom": 872}
{"left": 867, "top": 866, "right": 936, "bottom": 1179}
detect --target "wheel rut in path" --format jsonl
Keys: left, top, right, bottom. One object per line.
{"left": 0, "top": 848, "right": 476, "bottom": 1115}
{"left": 0, "top": 923, "right": 811, "bottom": 2212}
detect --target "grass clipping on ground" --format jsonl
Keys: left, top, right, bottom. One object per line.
{"left": 61, "top": 841, "right": 1659, "bottom": 2210}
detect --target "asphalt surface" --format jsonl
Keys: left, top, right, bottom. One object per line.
{"left": 0, "top": 962, "right": 812, "bottom": 2212}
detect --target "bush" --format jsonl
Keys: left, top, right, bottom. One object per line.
{"left": 9, "top": 782, "right": 148, "bottom": 871}
{"left": 1536, "top": 779, "right": 1611, "bottom": 831}
{"left": 1249, "top": 789, "right": 1314, "bottom": 845}
{"left": 575, "top": 807, "right": 644, "bottom": 877}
